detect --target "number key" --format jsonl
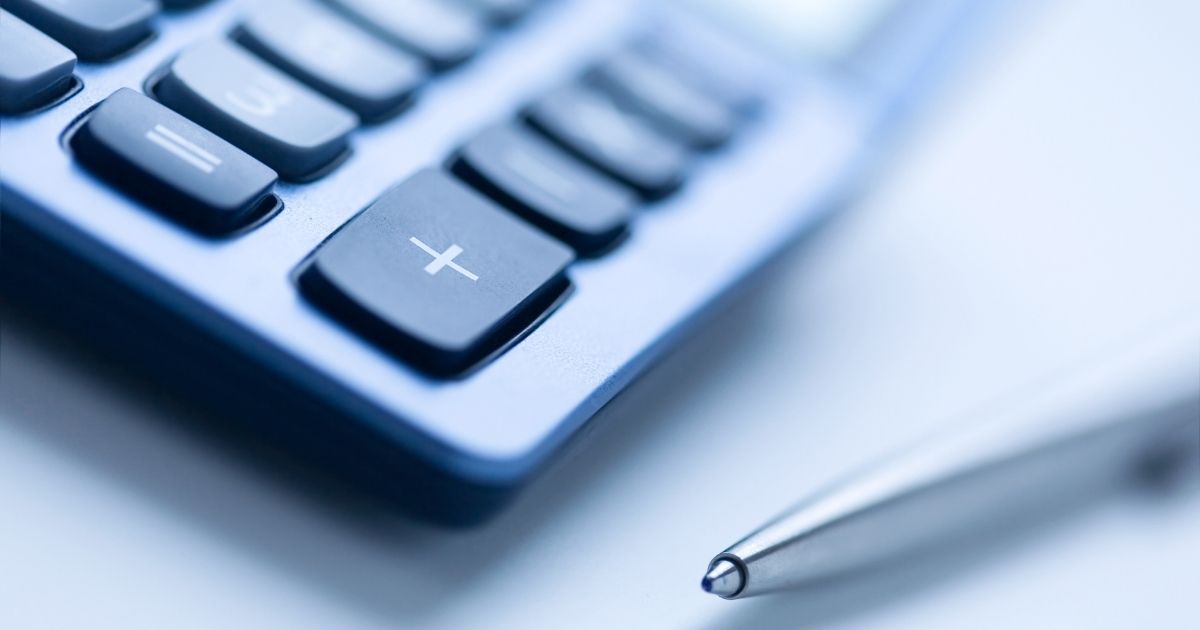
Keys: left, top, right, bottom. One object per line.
{"left": 154, "top": 39, "right": 358, "bottom": 181}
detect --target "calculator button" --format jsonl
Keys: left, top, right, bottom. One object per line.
{"left": 457, "top": 0, "right": 536, "bottom": 25}
{"left": 1, "top": 0, "right": 157, "bottom": 60}
{"left": 634, "top": 36, "right": 764, "bottom": 118}
{"left": 326, "top": 0, "right": 485, "bottom": 70}
{"left": 452, "top": 123, "right": 635, "bottom": 256}
{"left": 155, "top": 39, "right": 358, "bottom": 181}
{"left": 0, "top": 10, "right": 76, "bottom": 113}
{"left": 235, "top": 0, "right": 426, "bottom": 121}
{"left": 587, "top": 50, "right": 738, "bottom": 150}
{"left": 71, "top": 88, "right": 278, "bottom": 234}
{"left": 525, "top": 84, "right": 688, "bottom": 200}
{"left": 299, "top": 168, "right": 574, "bottom": 377}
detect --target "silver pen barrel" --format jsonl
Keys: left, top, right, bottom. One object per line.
{"left": 706, "top": 318, "right": 1200, "bottom": 599}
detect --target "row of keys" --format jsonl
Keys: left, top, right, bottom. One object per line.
{"left": 142, "top": 0, "right": 551, "bottom": 179}
{"left": 0, "top": 0, "right": 527, "bottom": 63}
{"left": 57, "top": 0, "right": 553, "bottom": 232}
{"left": 0, "top": 0, "right": 542, "bottom": 116}
{"left": 60, "top": 3, "right": 739, "bottom": 234}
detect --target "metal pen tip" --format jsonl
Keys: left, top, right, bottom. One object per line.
{"left": 701, "top": 559, "right": 743, "bottom": 598}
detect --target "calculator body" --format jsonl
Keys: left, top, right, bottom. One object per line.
{"left": 1, "top": 0, "right": 978, "bottom": 524}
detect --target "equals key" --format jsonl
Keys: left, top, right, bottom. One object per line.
{"left": 71, "top": 88, "right": 279, "bottom": 235}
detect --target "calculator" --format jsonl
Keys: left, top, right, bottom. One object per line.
{"left": 0, "top": 0, "right": 975, "bottom": 524}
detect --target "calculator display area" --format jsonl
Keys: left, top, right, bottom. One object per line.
{"left": 679, "top": 0, "right": 904, "bottom": 60}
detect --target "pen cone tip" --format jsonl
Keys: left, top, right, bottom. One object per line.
{"left": 701, "top": 559, "right": 743, "bottom": 599}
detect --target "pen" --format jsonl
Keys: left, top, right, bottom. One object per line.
{"left": 701, "top": 318, "right": 1200, "bottom": 599}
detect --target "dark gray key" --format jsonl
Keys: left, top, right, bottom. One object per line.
{"left": 71, "top": 88, "right": 278, "bottom": 234}
{"left": 155, "top": 39, "right": 358, "bottom": 180}
{"left": 525, "top": 84, "right": 688, "bottom": 200}
{"left": 235, "top": 0, "right": 425, "bottom": 122}
{"left": 452, "top": 123, "right": 635, "bottom": 256}
{"left": 327, "top": 0, "right": 485, "bottom": 70}
{"left": 456, "top": 0, "right": 536, "bottom": 25}
{"left": 586, "top": 50, "right": 738, "bottom": 150}
{"left": 299, "top": 168, "right": 574, "bottom": 376}
{"left": 0, "top": 10, "right": 76, "bottom": 113}
{"left": 1, "top": 0, "right": 157, "bottom": 60}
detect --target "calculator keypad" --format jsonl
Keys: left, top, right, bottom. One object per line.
{"left": 3, "top": 0, "right": 760, "bottom": 376}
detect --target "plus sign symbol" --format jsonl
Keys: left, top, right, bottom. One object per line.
{"left": 409, "top": 236, "right": 480, "bottom": 282}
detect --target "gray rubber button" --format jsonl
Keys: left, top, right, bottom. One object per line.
{"left": 154, "top": 39, "right": 358, "bottom": 180}
{"left": 587, "top": 49, "right": 738, "bottom": 150}
{"left": 1, "top": 0, "right": 158, "bottom": 60}
{"left": 327, "top": 0, "right": 486, "bottom": 70}
{"left": 235, "top": 0, "right": 426, "bottom": 121}
{"left": 299, "top": 168, "right": 574, "bottom": 376}
{"left": 452, "top": 123, "right": 635, "bottom": 256}
{"left": 526, "top": 83, "right": 688, "bottom": 200}
{"left": 71, "top": 88, "right": 278, "bottom": 234}
{"left": 0, "top": 10, "right": 76, "bottom": 113}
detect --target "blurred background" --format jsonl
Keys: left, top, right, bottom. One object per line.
{"left": 2, "top": 0, "right": 1198, "bottom": 628}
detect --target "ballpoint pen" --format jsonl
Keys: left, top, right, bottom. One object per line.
{"left": 701, "top": 318, "right": 1200, "bottom": 599}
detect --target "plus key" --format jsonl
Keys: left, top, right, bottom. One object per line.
{"left": 299, "top": 169, "right": 574, "bottom": 376}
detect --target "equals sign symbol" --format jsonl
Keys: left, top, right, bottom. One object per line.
{"left": 144, "top": 124, "right": 223, "bottom": 174}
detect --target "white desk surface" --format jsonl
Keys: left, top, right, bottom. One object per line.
{"left": 2, "top": 0, "right": 1198, "bottom": 627}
